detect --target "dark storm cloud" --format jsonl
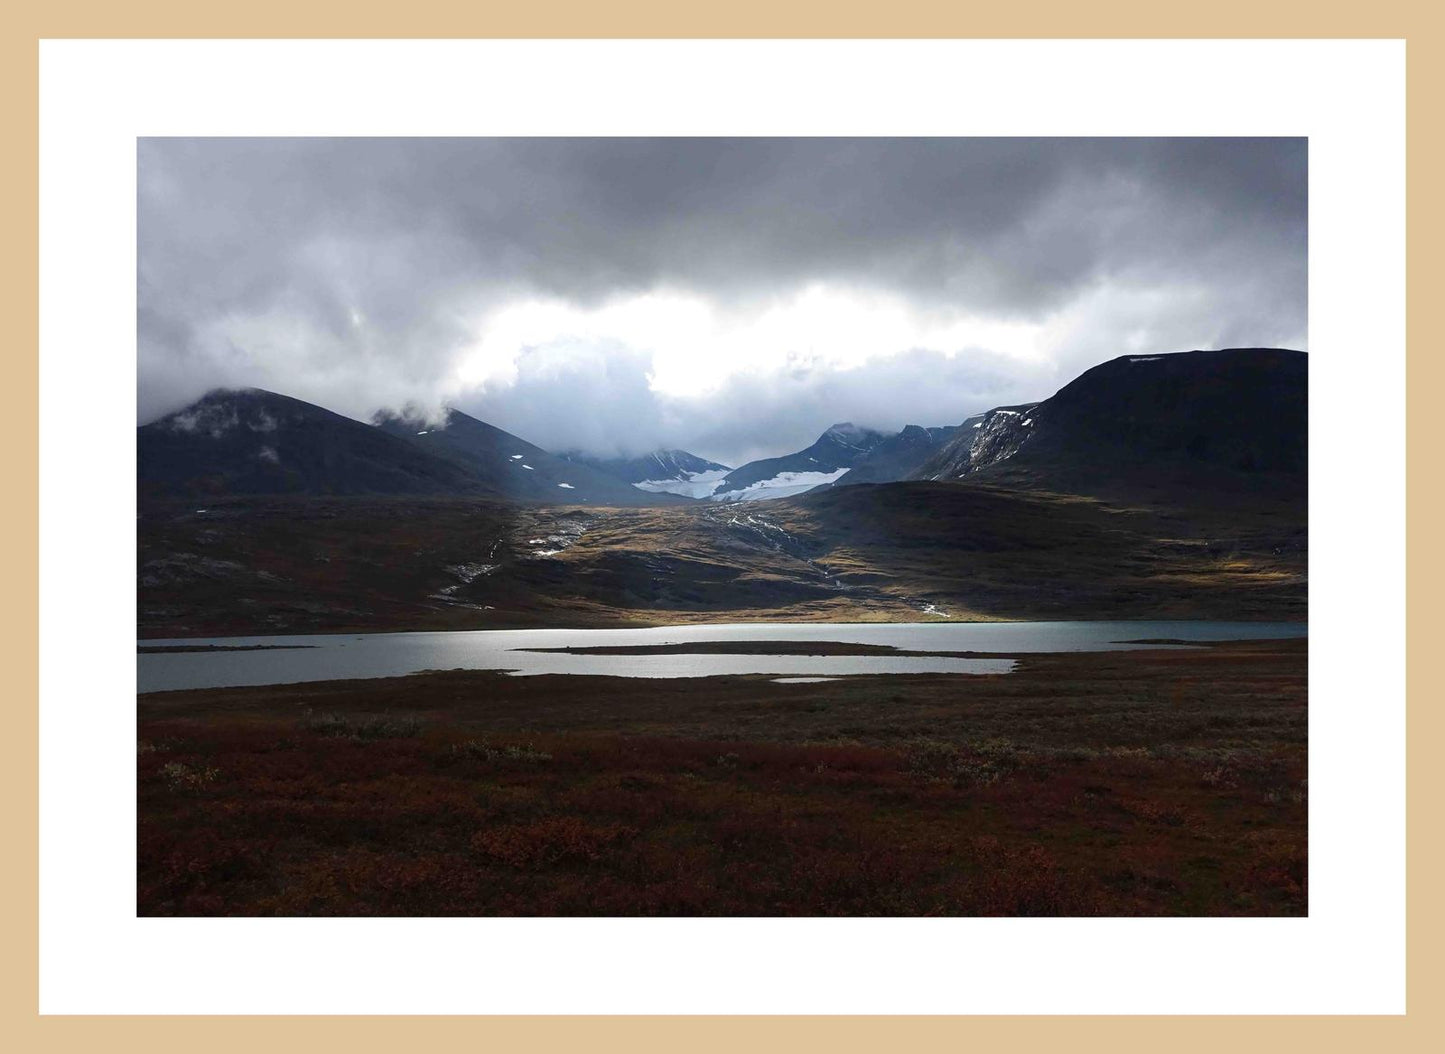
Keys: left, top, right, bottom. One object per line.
{"left": 137, "top": 137, "right": 1306, "bottom": 463}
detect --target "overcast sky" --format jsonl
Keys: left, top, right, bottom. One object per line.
{"left": 138, "top": 137, "right": 1306, "bottom": 466}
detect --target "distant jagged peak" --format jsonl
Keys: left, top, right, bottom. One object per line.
{"left": 818, "top": 421, "right": 887, "bottom": 449}
{"left": 564, "top": 447, "right": 733, "bottom": 492}
{"left": 641, "top": 448, "right": 727, "bottom": 473}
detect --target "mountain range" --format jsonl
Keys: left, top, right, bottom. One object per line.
{"left": 372, "top": 408, "right": 684, "bottom": 506}
{"left": 139, "top": 348, "right": 1306, "bottom": 508}
{"left": 823, "top": 424, "right": 959, "bottom": 489}
{"left": 139, "top": 347, "right": 1307, "bottom": 636}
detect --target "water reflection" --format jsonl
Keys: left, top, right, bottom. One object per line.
{"left": 137, "top": 620, "right": 1305, "bottom": 694}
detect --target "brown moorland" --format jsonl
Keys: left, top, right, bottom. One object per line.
{"left": 138, "top": 638, "right": 1305, "bottom": 916}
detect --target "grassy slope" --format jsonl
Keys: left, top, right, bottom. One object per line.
{"left": 138, "top": 639, "right": 1306, "bottom": 916}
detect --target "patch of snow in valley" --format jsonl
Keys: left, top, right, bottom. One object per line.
{"left": 523, "top": 517, "right": 595, "bottom": 559}
{"left": 633, "top": 467, "right": 730, "bottom": 499}
{"left": 557, "top": 482, "right": 574, "bottom": 489}
{"left": 707, "top": 510, "right": 815, "bottom": 567}
{"left": 430, "top": 561, "right": 500, "bottom": 600}
{"left": 710, "top": 468, "right": 849, "bottom": 502}
{"left": 722, "top": 512, "right": 795, "bottom": 541}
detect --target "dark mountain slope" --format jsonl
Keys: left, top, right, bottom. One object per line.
{"left": 824, "top": 424, "right": 958, "bottom": 488}
{"left": 913, "top": 348, "right": 1306, "bottom": 500}
{"left": 375, "top": 409, "right": 688, "bottom": 506}
{"left": 911, "top": 405, "right": 1040, "bottom": 481}
{"left": 138, "top": 389, "right": 481, "bottom": 499}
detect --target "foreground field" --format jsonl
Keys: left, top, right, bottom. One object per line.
{"left": 138, "top": 639, "right": 1306, "bottom": 916}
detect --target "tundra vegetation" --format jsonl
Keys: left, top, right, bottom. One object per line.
{"left": 138, "top": 639, "right": 1305, "bottom": 916}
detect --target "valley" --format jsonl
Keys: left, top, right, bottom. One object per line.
{"left": 126, "top": 138, "right": 1322, "bottom": 928}
{"left": 139, "top": 477, "right": 1305, "bottom": 638}
{"left": 135, "top": 346, "right": 1310, "bottom": 919}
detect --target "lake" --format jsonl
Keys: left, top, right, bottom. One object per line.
{"left": 137, "top": 620, "right": 1306, "bottom": 693}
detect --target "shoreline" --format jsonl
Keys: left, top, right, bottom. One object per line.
{"left": 135, "top": 634, "right": 1305, "bottom": 697}
{"left": 139, "top": 639, "right": 1307, "bottom": 916}
{"left": 137, "top": 615, "right": 1309, "bottom": 645}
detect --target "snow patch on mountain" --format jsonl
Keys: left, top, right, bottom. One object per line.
{"left": 710, "top": 468, "right": 850, "bottom": 502}
{"left": 634, "top": 467, "right": 731, "bottom": 499}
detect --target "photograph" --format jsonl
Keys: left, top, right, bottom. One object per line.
{"left": 134, "top": 135, "right": 1309, "bottom": 917}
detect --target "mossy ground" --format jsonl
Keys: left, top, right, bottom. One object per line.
{"left": 139, "top": 639, "right": 1306, "bottom": 916}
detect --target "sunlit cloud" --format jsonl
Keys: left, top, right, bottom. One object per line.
{"left": 138, "top": 137, "right": 1306, "bottom": 465}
